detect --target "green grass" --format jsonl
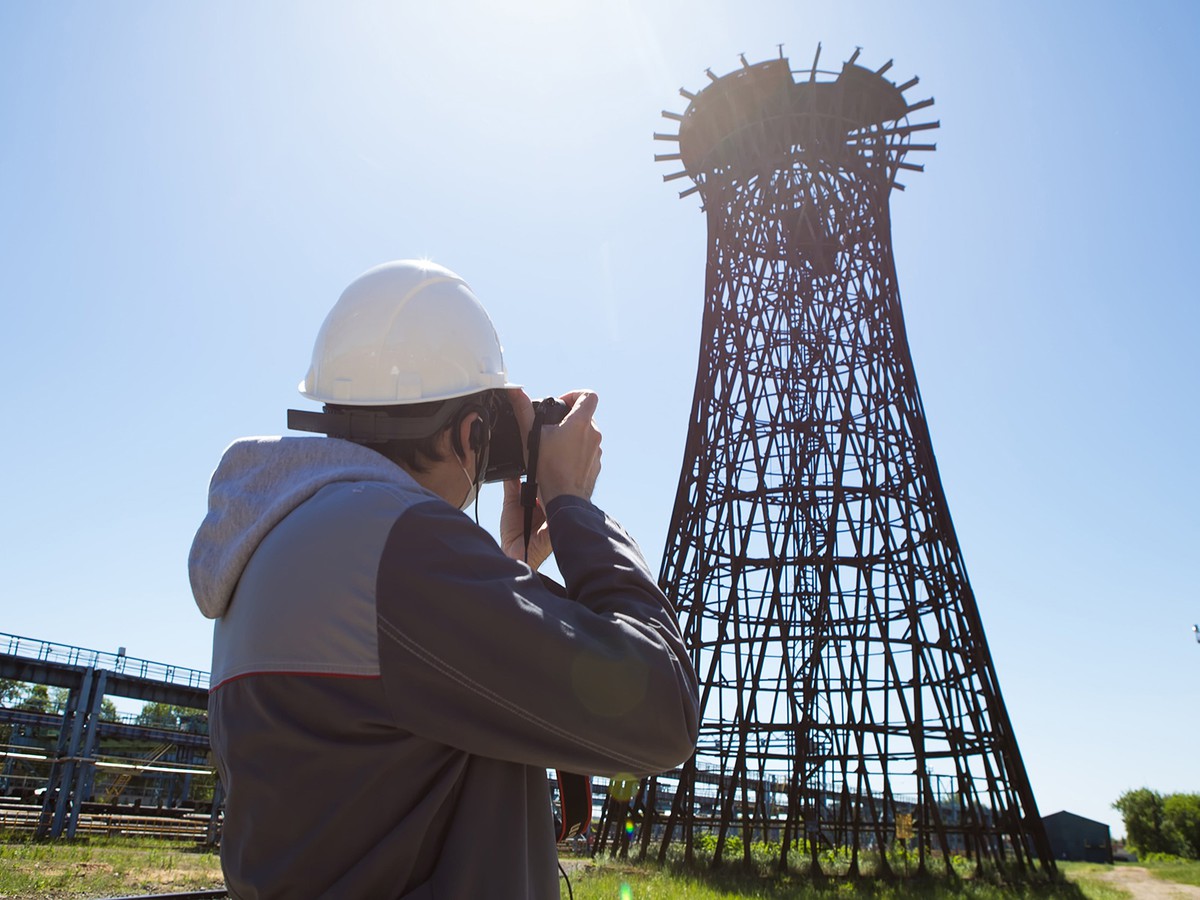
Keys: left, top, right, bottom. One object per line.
{"left": 566, "top": 857, "right": 1094, "bottom": 900}
{"left": 1139, "top": 855, "right": 1200, "bottom": 888}
{"left": 0, "top": 833, "right": 224, "bottom": 899}
{"left": 1057, "top": 857, "right": 1200, "bottom": 898}
{"left": 1053, "top": 863, "right": 1130, "bottom": 900}
{"left": 9, "top": 835, "right": 1194, "bottom": 900}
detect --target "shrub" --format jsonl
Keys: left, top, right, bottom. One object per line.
{"left": 1164, "top": 794, "right": 1200, "bottom": 859}
{"left": 1115, "top": 789, "right": 1200, "bottom": 859}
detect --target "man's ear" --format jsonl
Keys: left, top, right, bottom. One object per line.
{"left": 468, "top": 415, "right": 486, "bottom": 453}
{"left": 450, "top": 412, "right": 481, "bottom": 463}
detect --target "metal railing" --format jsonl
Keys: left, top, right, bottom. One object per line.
{"left": 0, "top": 632, "right": 210, "bottom": 690}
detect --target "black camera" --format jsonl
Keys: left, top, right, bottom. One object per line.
{"left": 483, "top": 396, "right": 569, "bottom": 483}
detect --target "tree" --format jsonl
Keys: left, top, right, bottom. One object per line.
{"left": 49, "top": 687, "right": 69, "bottom": 712}
{"left": 1163, "top": 793, "right": 1200, "bottom": 859}
{"left": 1, "top": 682, "right": 115, "bottom": 719}
{"left": 0, "top": 678, "right": 23, "bottom": 706}
{"left": 136, "top": 703, "right": 205, "bottom": 729}
{"left": 0, "top": 679, "right": 19, "bottom": 743}
{"left": 1114, "top": 789, "right": 1200, "bottom": 858}
{"left": 17, "top": 684, "right": 51, "bottom": 714}
{"left": 1114, "top": 788, "right": 1169, "bottom": 855}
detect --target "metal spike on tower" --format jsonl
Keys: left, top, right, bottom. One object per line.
{"left": 594, "top": 47, "right": 1054, "bottom": 876}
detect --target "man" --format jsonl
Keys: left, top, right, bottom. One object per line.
{"left": 189, "top": 260, "right": 699, "bottom": 898}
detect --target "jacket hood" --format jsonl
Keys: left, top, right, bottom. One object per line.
{"left": 189, "top": 436, "right": 416, "bottom": 619}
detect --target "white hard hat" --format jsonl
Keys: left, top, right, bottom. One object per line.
{"left": 300, "top": 260, "right": 517, "bottom": 405}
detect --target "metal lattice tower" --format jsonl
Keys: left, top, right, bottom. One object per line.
{"left": 595, "top": 47, "right": 1053, "bottom": 876}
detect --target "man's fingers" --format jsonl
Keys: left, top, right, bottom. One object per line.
{"left": 558, "top": 390, "right": 598, "bottom": 426}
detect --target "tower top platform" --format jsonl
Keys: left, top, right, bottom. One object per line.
{"left": 658, "top": 50, "right": 935, "bottom": 190}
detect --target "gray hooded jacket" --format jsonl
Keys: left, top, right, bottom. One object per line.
{"left": 189, "top": 436, "right": 699, "bottom": 898}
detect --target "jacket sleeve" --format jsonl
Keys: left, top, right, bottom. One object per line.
{"left": 374, "top": 494, "right": 699, "bottom": 777}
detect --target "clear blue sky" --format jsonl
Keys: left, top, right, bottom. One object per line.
{"left": 2, "top": 1, "right": 1196, "bottom": 839}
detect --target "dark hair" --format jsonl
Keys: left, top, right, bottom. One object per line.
{"left": 328, "top": 393, "right": 499, "bottom": 473}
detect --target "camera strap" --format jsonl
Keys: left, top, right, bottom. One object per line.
{"left": 554, "top": 770, "right": 592, "bottom": 842}
{"left": 519, "top": 405, "right": 549, "bottom": 561}
{"left": 521, "top": 403, "right": 591, "bottom": 840}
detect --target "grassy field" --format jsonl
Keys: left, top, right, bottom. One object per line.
{"left": 4, "top": 836, "right": 1200, "bottom": 899}
{"left": 1052, "top": 863, "right": 1130, "bottom": 900}
{"left": 1138, "top": 856, "right": 1200, "bottom": 888}
{"left": 1056, "top": 858, "right": 1200, "bottom": 898}
{"left": 0, "top": 834, "right": 224, "bottom": 898}
{"left": 568, "top": 857, "right": 1090, "bottom": 900}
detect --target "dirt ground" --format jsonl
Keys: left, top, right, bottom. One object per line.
{"left": 1096, "top": 866, "right": 1200, "bottom": 899}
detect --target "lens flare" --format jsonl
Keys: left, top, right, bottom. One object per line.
{"left": 609, "top": 774, "right": 637, "bottom": 802}
{"left": 624, "top": 817, "right": 635, "bottom": 835}
{"left": 619, "top": 884, "right": 633, "bottom": 900}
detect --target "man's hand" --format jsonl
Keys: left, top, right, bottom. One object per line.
{"left": 500, "top": 477, "right": 553, "bottom": 569}
{"left": 499, "top": 389, "right": 602, "bottom": 568}
{"left": 531, "top": 390, "right": 602, "bottom": 506}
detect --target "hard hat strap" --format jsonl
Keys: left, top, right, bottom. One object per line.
{"left": 287, "top": 400, "right": 469, "bottom": 443}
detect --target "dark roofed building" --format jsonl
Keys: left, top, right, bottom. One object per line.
{"left": 1042, "top": 811, "right": 1113, "bottom": 863}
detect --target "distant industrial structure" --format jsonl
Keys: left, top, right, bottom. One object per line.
{"left": 594, "top": 47, "right": 1054, "bottom": 876}
{"left": 0, "top": 632, "right": 219, "bottom": 841}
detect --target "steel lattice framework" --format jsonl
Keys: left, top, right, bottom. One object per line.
{"left": 594, "top": 48, "right": 1053, "bottom": 877}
